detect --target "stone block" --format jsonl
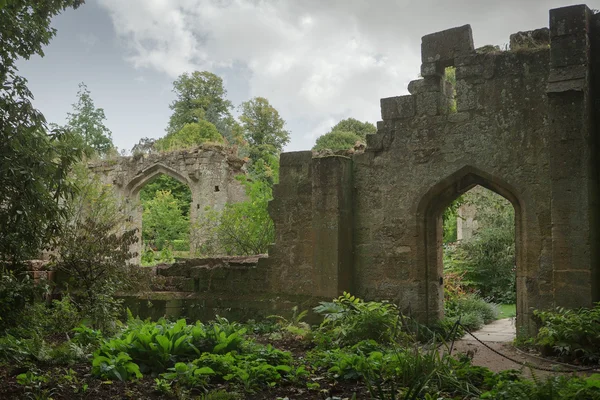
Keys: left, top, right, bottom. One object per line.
{"left": 420, "top": 62, "right": 444, "bottom": 77}
{"left": 366, "top": 133, "right": 385, "bottom": 151}
{"left": 455, "top": 80, "right": 478, "bottom": 112}
{"left": 455, "top": 64, "right": 484, "bottom": 80}
{"left": 279, "top": 151, "right": 312, "bottom": 167}
{"left": 421, "top": 25, "right": 474, "bottom": 64}
{"left": 416, "top": 92, "right": 440, "bottom": 116}
{"left": 408, "top": 77, "right": 442, "bottom": 94}
{"left": 550, "top": 4, "right": 590, "bottom": 38}
{"left": 380, "top": 95, "right": 415, "bottom": 120}
{"left": 550, "top": 34, "right": 589, "bottom": 68}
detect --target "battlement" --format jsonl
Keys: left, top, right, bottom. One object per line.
{"left": 379, "top": 4, "right": 594, "bottom": 126}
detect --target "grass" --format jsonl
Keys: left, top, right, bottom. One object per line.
{"left": 496, "top": 304, "right": 516, "bottom": 319}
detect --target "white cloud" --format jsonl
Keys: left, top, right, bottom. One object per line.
{"left": 97, "top": 0, "right": 598, "bottom": 150}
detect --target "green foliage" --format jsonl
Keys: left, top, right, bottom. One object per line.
{"left": 313, "top": 130, "right": 362, "bottom": 151}
{"left": 0, "top": 0, "right": 84, "bottom": 81}
{"left": 155, "top": 121, "right": 223, "bottom": 152}
{"left": 445, "top": 294, "right": 498, "bottom": 331}
{"left": 142, "top": 190, "right": 189, "bottom": 251}
{"left": 0, "top": 271, "right": 38, "bottom": 332}
{"left": 480, "top": 374, "right": 600, "bottom": 400}
{"left": 329, "top": 118, "right": 376, "bottom": 140}
{"left": 313, "top": 292, "right": 404, "bottom": 347}
{"left": 161, "top": 362, "right": 214, "bottom": 389}
{"left": 52, "top": 166, "right": 140, "bottom": 331}
{"left": 533, "top": 304, "right": 600, "bottom": 363}
{"left": 140, "top": 174, "right": 192, "bottom": 213}
{"left": 0, "top": 100, "right": 86, "bottom": 265}
{"left": 167, "top": 71, "right": 233, "bottom": 137}
{"left": 312, "top": 117, "right": 375, "bottom": 151}
{"left": 65, "top": 82, "right": 114, "bottom": 156}
{"left": 1, "top": 0, "right": 85, "bottom": 266}
{"left": 444, "top": 188, "right": 516, "bottom": 303}
{"left": 197, "top": 178, "right": 274, "bottom": 256}
{"left": 442, "top": 196, "right": 464, "bottom": 243}
{"left": 239, "top": 97, "right": 290, "bottom": 152}
{"left": 92, "top": 352, "right": 142, "bottom": 382}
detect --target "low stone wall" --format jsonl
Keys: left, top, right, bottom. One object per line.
{"left": 121, "top": 257, "right": 327, "bottom": 322}
{"left": 22, "top": 257, "right": 325, "bottom": 323}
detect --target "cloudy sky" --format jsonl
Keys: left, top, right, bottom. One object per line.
{"left": 17, "top": 0, "right": 600, "bottom": 153}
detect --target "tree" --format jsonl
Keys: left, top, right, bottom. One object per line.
{"left": 140, "top": 175, "right": 192, "bottom": 216}
{"left": 312, "top": 118, "right": 376, "bottom": 151}
{"left": 155, "top": 121, "right": 223, "bottom": 152}
{"left": 240, "top": 97, "right": 290, "bottom": 152}
{"left": 0, "top": 0, "right": 84, "bottom": 81}
{"left": 53, "top": 166, "right": 141, "bottom": 331}
{"left": 197, "top": 179, "right": 274, "bottom": 256}
{"left": 0, "top": 0, "right": 86, "bottom": 267}
{"left": 312, "top": 131, "right": 362, "bottom": 151}
{"left": 142, "top": 190, "right": 189, "bottom": 250}
{"left": 167, "top": 71, "right": 233, "bottom": 137}
{"left": 65, "top": 82, "right": 114, "bottom": 156}
{"left": 329, "top": 118, "right": 376, "bottom": 140}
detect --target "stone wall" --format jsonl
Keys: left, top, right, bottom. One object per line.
{"left": 259, "top": 4, "right": 600, "bottom": 335}
{"left": 89, "top": 144, "right": 247, "bottom": 259}
{"left": 88, "top": 5, "right": 600, "bottom": 335}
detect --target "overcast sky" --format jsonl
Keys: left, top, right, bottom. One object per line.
{"left": 16, "top": 0, "right": 600, "bottom": 153}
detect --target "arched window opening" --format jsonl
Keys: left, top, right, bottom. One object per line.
{"left": 139, "top": 174, "right": 192, "bottom": 265}
{"left": 441, "top": 185, "right": 516, "bottom": 337}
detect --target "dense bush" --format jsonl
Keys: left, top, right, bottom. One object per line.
{"left": 142, "top": 190, "right": 189, "bottom": 251}
{"left": 313, "top": 292, "right": 406, "bottom": 347}
{"left": 533, "top": 304, "right": 600, "bottom": 363}
{"left": 443, "top": 188, "right": 516, "bottom": 303}
{"left": 196, "top": 178, "right": 274, "bottom": 256}
{"left": 446, "top": 294, "right": 498, "bottom": 331}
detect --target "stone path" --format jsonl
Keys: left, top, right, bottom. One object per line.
{"left": 462, "top": 318, "right": 516, "bottom": 342}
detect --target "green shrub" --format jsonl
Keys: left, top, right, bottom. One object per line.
{"left": 0, "top": 271, "right": 38, "bottom": 333}
{"left": 313, "top": 292, "right": 405, "bottom": 347}
{"left": 481, "top": 374, "right": 600, "bottom": 400}
{"left": 534, "top": 304, "right": 600, "bottom": 363}
{"left": 172, "top": 239, "right": 190, "bottom": 252}
{"left": 443, "top": 189, "right": 516, "bottom": 304}
{"left": 92, "top": 351, "right": 142, "bottom": 381}
{"left": 445, "top": 294, "right": 498, "bottom": 331}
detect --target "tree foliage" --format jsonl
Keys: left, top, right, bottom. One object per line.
{"left": 240, "top": 97, "right": 290, "bottom": 152}
{"left": 313, "top": 131, "right": 362, "bottom": 151}
{"left": 142, "top": 190, "right": 190, "bottom": 251}
{"left": 65, "top": 82, "right": 114, "bottom": 156}
{"left": 312, "top": 118, "right": 375, "bottom": 151}
{"left": 329, "top": 118, "right": 376, "bottom": 140}
{"left": 155, "top": 121, "right": 223, "bottom": 152}
{"left": 0, "top": 0, "right": 86, "bottom": 267}
{"left": 167, "top": 71, "right": 233, "bottom": 138}
{"left": 0, "top": 0, "right": 84, "bottom": 81}
{"left": 52, "top": 166, "right": 141, "bottom": 331}
{"left": 197, "top": 179, "right": 274, "bottom": 256}
{"left": 444, "top": 188, "right": 516, "bottom": 303}
{"left": 140, "top": 175, "right": 191, "bottom": 215}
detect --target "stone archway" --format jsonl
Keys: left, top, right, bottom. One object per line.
{"left": 88, "top": 146, "right": 248, "bottom": 261}
{"left": 125, "top": 163, "right": 197, "bottom": 258}
{"left": 416, "top": 166, "right": 523, "bottom": 326}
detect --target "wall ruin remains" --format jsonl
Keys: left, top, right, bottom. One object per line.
{"left": 105, "top": 5, "right": 600, "bottom": 336}
{"left": 89, "top": 144, "right": 247, "bottom": 260}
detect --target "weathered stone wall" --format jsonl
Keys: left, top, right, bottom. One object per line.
{"left": 85, "top": 5, "right": 600, "bottom": 334}
{"left": 257, "top": 152, "right": 354, "bottom": 298}
{"left": 89, "top": 144, "right": 247, "bottom": 259}
{"left": 259, "top": 4, "right": 600, "bottom": 335}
